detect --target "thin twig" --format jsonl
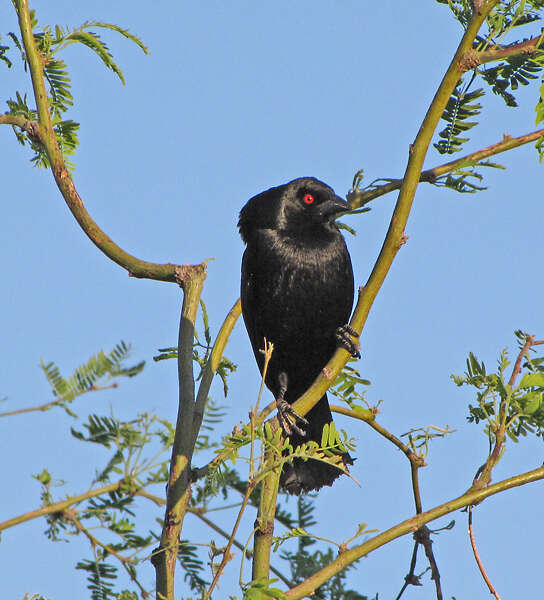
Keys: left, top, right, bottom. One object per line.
{"left": 468, "top": 505, "right": 501, "bottom": 599}
{"left": 0, "top": 480, "right": 122, "bottom": 532}
{"left": 66, "top": 509, "right": 150, "bottom": 599}
{"left": 250, "top": 340, "right": 274, "bottom": 477}
{"left": 472, "top": 334, "right": 539, "bottom": 491}
{"left": 508, "top": 335, "right": 535, "bottom": 386}
{"left": 476, "top": 33, "right": 544, "bottom": 65}
{"left": 192, "top": 298, "right": 241, "bottom": 448}
{"left": 416, "top": 526, "right": 443, "bottom": 600}
{"left": 410, "top": 468, "right": 442, "bottom": 598}
{"left": 205, "top": 481, "right": 255, "bottom": 598}
{"left": 331, "top": 404, "right": 444, "bottom": 599}
{"left": 331, "top": 404, "right": 426, "bottom": 468}
{"left": 193, "top": 511, "right": 293, "bottom": 588}
{"left": 0, "top": 384, "right": 118, "bottom": 418}
{"left": 394, "top": 542, "right": 420, "bottom": 600}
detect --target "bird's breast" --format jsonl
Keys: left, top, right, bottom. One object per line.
{"left": 251, "top": 229, "right": 353, "bottom": 345}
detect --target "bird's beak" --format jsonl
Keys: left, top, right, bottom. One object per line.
{"left": 317, "top": 195, "right": 350, "bottom": 220}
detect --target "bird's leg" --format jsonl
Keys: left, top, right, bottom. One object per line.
{"left": 276, "top": 371, "right": 309, "bottom": 437}
{"left": 335, "top": 324, "right": 361, "bottom": 359}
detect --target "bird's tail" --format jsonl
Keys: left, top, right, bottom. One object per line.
{"left": 279, "top": 394, "right": 353, "bottom": 495}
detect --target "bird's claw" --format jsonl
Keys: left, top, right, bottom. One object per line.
{"left": 276, "top": 371, "right": 308, "bottom": 436}
{"left": 335, "top": 324, "right": 361, "bottom": 359}
{"left": 276, "top": 398, "right": 308, "bottom": 437}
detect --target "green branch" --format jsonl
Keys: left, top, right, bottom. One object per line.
{"left": 288, "top": 1, "right": 499, "bottom": 423}
{"left": 331, "top": 404, "right": 424, "bottom": 468}
{"left": 12, "top": 0, "right": 204, "bottom": 284}
{"left": 191, "top": 298, "right": 242, "bottom": 447}
{"left": 205, "top": 481, "right": 256, "bottom": 598}
{"left": 0, "top": 112, "right": 42, "bottom": 138}
{"left": 475, "top": 33, "right": 544, "bottom": 67}
{"left": 252, "top": 459, "right": 281, "bottom": 582}
{"left": 154, "top": 268, "right": 207, "bottom": 600}
{"left": 251, "top": 344, "right": 281, "bottom": 586}
{"left": 285, "top": 464, "right": 544, "bottom": 599}
{"left": 470, "top": 335, "right": 538, "bottom": 492}
{"left": 0, "top": 480, "right": 122, "bottom": 532}
{"left": 66, "top": 510, "right": 150, "bottom": 598}
{"left": 348, "top": 127, "right": 544, "bottom": 208}
{"left": 0, "top": 383, "right": 117, "bottom": 418}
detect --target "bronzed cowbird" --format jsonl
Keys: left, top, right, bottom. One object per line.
{"left": 239, "top": 177, "right": 359, "bottom": 495}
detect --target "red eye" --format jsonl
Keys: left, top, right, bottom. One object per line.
{"left": 303, "top": 193, "right": 315, "bottom": 204}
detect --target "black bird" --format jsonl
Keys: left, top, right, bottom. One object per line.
{"left": 239, "top": 177, "right": 359, "bottom": 495}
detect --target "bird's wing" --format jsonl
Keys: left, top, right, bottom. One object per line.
{"left": 241, "top": 247, "right": 265, "bottom": 371}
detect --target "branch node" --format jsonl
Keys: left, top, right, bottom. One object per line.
{"left": 322, "top": 366, "right": 334, "bottom": 379}
{"left": 459, "top": 49, "right": 481, "bottom": 72}
{"left": 174, "top": 262, "right": 207, "bottom": 289}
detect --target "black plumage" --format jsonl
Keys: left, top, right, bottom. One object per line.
{"left": 239, "top": 177, "right": 357, "bottom": 495}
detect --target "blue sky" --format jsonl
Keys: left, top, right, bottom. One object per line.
{"left": 2, "top": 2, "right": 544, "bottom": 599}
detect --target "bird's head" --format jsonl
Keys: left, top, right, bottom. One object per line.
{"left": 238, "top": 177, "right": 349, "bottom": 243}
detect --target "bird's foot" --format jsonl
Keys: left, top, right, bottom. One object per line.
{"left": 276, "top": 372, "right": 308, "bottom": 437}
{"left": 277, "top": 398, "right": 308, "bottom": 437}
{"left": 335, "top": 324, "right": 361, "bottom": 359}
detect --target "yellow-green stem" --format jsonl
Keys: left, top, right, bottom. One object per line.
{"left": 285, "top": 465, "right": 544, "bottom": 599}
{"left": 289, "top": 0, "right": 498, "bottom": 429}
{"left": 154, "top": 268, "right": 207, "bottom": 600}
{"left": 191, "top": 299, "right": 241, "bottom": 447}
{"left": 0, "top": 481, "right": 122, "bottom": 532}
{"left": 252, "top": 459, "right": 281, "bottom": 581}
